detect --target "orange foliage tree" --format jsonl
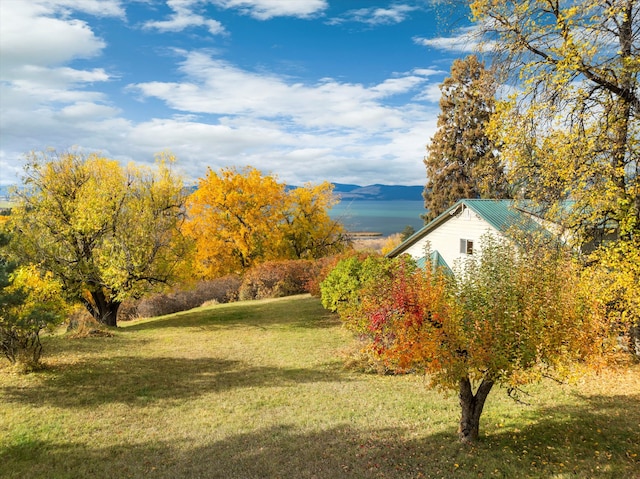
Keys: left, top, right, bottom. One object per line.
{"left": 324, "top": 237, "right": 610, "bottom": 443}
{"left": 282, "top": 182, "right": 350, "bottom": 260}
{"left": 184, "top": 166, "right": 349, "bottom": 279}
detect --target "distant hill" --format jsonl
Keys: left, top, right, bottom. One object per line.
{"left": 331, "top": 183, "right": 424, "bottom": 201}
{"left": 2, "top": 183, "right": 425, "bottom": 202}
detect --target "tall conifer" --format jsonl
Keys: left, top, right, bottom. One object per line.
{"left": 422, "top": 55, "right": 509, "bottom": 222}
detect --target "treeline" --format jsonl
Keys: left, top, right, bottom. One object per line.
{"left": 0, "top": 151, "right": 353, "bottom": 369}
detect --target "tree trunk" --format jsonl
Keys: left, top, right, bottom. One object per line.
{"left": 630, "top": 322, "right": 640, "bottom": 359}
{"left": 458, "top": 376, "right": 494, "bottom": 443}
{"left": 85, "top": 290, "right": 121, "bottom": 327}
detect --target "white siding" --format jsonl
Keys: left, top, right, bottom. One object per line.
{"left": 403, "top": 205, "right": 504, "bottom": 269}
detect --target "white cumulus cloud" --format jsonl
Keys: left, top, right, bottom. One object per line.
{"left": 414, "top": 25, "right": 488, "bottom": 53}
{"left": 0, "top": 2, "right": 107, "bottom": 71}
{"left": 143, "top": 0, "right": 226, "bottom": 34}
{"left": 130, "top": 50, "right": 435, "bottom": 131}
{"left": 0, "top": 0, "right": 445, "bottom": 188}
{"left": 214, "top": 0, "right": 328, "bottom": 20}
{"left": 329, "top": 3, "right": 419, "bottom": 26}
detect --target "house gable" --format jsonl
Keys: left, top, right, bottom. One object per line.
{"left": 387, "top": 199, "right": 555, "bottom": 272}
{"left": 390, "top": 201, "right": 506, "bottom": 269}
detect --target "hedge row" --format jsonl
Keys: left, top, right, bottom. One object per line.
{"left": 118, "top": 255, "right": 359, "bottom": 320}
{"left": 119, "top": 275, "right": 242, "bottom": 320}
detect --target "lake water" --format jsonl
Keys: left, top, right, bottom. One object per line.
{"left": 328, "top": 200, "right": 425, "bottom": 236}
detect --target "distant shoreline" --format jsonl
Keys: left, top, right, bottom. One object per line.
{"left": 347, "top": 231, "right": 383, "bottom": 237}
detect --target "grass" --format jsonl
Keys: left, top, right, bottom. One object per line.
{"left": 1, "top": 294, "right": 639, "bottom": 479}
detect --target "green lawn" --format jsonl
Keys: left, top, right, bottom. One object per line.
{"left": 1, "top": 295, "right": 638, "bottom": 478}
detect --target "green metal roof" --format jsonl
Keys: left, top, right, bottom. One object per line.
{"left": 387, "top": 199, "right": 554, "bottom": 258}
{"left": 463, "top": 199, "right": 542, "bottom": 235}
{"left": 414, "top": 250, "right": 453, "bottom": 275}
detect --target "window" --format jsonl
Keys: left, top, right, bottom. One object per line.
{"left": 460, "top": 239, "right": 474, "bottom": 255}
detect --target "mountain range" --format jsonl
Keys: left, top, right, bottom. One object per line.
{"left": 1, "top": 183, "right": 425, "bottom": 202}
{"left": 331, "top": 183, "right": 424, "bottom": 201}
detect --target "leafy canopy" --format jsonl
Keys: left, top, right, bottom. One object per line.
{"left": 185, "top": 166, "right": 349, "bottom": 279}
{"left": 473, "top": 0, "right": 639, "bottom": 242}
{"left": 0, "top": 229, "right": 67, "bottom": 367}
{"left": 10, "top": 151, "right": 190, "bottom": 326}
{"left": 472, "top": 0, "right": 639, "bottom": 352}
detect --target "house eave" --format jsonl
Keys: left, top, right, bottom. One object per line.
{"left": 386, "top": 201, "right": 465, "bottom": 258}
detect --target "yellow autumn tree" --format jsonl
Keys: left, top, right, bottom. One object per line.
{"left": 472, "top": 0, "right": 639, "bottom": 353}
{"left": 185, "top": 167, "right": 349, "bottom": 279}
{"left": 185, "top": 166, "right": 289, "bottom": 278}
{"left": 472, "top": 0, "right": 638, "bottom": 241}
{"left": 585, "top": 238, "right": 640, "bottom": 355}
{"left": 10, "top": 151, "right": 191, "bottom": 327}
{"left": 0, "top": 264, "right": 67, "bottom": 368}
{"left": 282, "top": 181, "right": 350, "bottom": 260}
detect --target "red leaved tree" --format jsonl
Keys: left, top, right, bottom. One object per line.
{"left": 326, "top": 237, "right": 610, "bottom": 443}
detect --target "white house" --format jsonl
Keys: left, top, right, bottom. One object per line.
{"left": 386, "top": 199, "right": 551, "bottom": 272}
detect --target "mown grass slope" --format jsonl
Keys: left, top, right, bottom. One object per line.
{"left": 1, "top": 294, "right": 638, "bottom": 478}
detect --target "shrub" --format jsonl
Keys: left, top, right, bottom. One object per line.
{"left": 0, "top": 265, "right": 67, "bottom": 370}
{"left": 305, "top": 256, "right": 341, "bottom": 297}
{"left": 319, "top": 253, "right": 394, "bottom": 316}
{"left": 306, "top": 251, "right": 372, "bottom": 297}
{"left": 238, "top": 260, "right": 315, "bottom": 301}
{"left": 197, "top": 275, "right": 242, "bottom": 304}
{"left": 380, "top": 233, "right": 402, "bottom": 255}
{"left": 66, "top": 307, "right": 113, "bottom": 338}
{"left": 117, "top": 300, "right": 140, "bottom": 322}
{"left": 133, "top": 275, "right": 242, "bottom": 318}
{"left": 135, "top": 291, "right": 190, "bottom": 318}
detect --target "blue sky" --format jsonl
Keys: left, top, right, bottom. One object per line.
{"left": 0, "top": 0, "right": 481, "bottom": 187}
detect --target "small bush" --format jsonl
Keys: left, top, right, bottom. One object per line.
{"left": 0, "top": 266, "right": 67, "bottom": 369}
{"left": 238, "top": 260, "right": 315, "bottom": 301}
{"left": 305, "top": 251, "right": 373, "bottom": 297}
{"left": 1, "top": 327, "right": 44, "bottom": 371}
{"left": 134, "top": 275, "right": 242, "bottom": 318}
{"left": 135, "top": 292, "right": 188, "bottom": 318}
{"left": 319, "top": 253, "right": 391, "bottom": 314}
{"left": 195, "top": 275, "right": 242, "bottom": 304}
{"left": 305, "top": 256, "right": 340, "bottom": 297}
{"left": 117, "top": 300, "right": 140, "bottom": 322}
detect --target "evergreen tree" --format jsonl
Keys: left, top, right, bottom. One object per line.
{"left": 422, "top": 55, "right": 509, "bottom": 222}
